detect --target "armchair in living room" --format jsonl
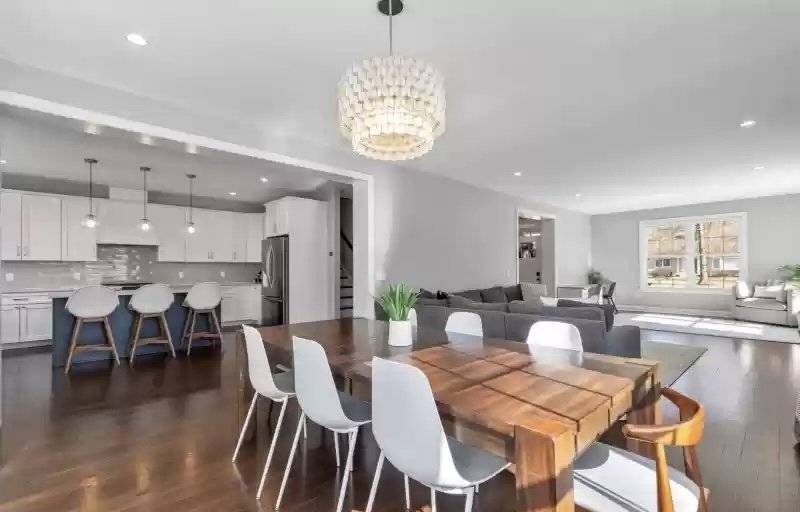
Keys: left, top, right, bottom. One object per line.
{"left": 731, "top": 280, "right": 800, "bottom": 327}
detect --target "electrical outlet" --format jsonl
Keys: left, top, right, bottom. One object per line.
{"left": 5, "top": 273, "right": 13, "bottom": 282}
{"left": 178, "top": 271, "right": 184, "bottom": 279}
{"left": 220, "top": 271, "right": 226, "bottom": 279}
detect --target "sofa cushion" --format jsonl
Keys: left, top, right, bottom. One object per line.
{"left": 504, "top": 313, "right": 609, "bottom": 353}
{"left": 418, "top": 288, "right": 437, "bottom": 299}
{"left": 413, "top": 304, "right": 449, "bottom": 330}
{"left": 418, "top": 297, "right": 448, "bottom": 307}
{"left": 558, "top": 299, "right": 615, "bottom": 331}
{"left": 481, "top": 286, "right": 508, "bottom": 303}
{"left": 453, "top": 289, "right": 483, "bottom": 302}
{"left": 504, "top": 285, "right": 523, "bottom": 302}
{"left": 508, "top": 299, "right": 543, "bottom": 314}
{"left": 521, "top": 282, "right": 548, "bottom": 301}
{"left": 736, "top": 298, "right": 788, "bottom": 311}
{"left": 449, "top": 295, "right": 507, "bottom": 311}
{"left": 754, "top": 284, "right": 786, "bottom": 302}
{"left": 449, "top": 308, "right": 507, "bottom": 338}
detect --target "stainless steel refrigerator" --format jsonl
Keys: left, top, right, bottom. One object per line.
{"left": 261, "top": 235, "right": 289, "bottom": 326}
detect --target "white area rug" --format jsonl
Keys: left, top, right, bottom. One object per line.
{"left": 616, "top": 312, "right": 800, "bottom": 344}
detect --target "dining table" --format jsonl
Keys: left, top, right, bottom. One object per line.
{"left": 235, "top": 318, "right": 661, "bottom": 512}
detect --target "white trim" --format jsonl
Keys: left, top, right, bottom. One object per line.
{"left": 515, "top": 208, "right": 557, "bottom": 290}
{"left": 639, "top": 212, "right": 748, "bottom": 294}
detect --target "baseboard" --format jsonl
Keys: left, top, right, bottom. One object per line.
{"left": 618, "top": 304, "right": 733, "bottom": 319}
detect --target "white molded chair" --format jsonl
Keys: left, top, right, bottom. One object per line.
{"left": 128, "top": 283, "right": 176, "bottom": 364}
{"left": 365, "top": 357, "right": 509, "bottom": 512}
{"left": 234, "top": 325, "right": 297, "bottom": 500}
{"left": 182, "top": 282, "right": 222, "bottom": 355}
{"left": 526, "top": 321, "right": 583, "bottom": 351}
{"left": 445, "top": 312, "right": 483, "bottom": 337}
{"left": 276, "top": 336, "right": 372, "bottom": 511}
{"left": 64, "top": 285, "right": 121, "bottom": 374}
{"left": 409, "top": 308, "right": 418, "bottom": 328}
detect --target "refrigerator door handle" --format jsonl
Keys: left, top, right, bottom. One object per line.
{"left": 263, "top": 296, "right": 283, "bottom": 303}
{"left": 265, "top": 244, "right": 276, "bottom": 288}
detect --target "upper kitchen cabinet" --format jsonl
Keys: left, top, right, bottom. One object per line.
{"left": 245, "top": 213, "right": 263, "bottom": 263}
{"left": 1, "top": 191, "right": 62, "bottom": 261}
{"left": 97, "top": 199, "right": 158, "bottom": 246}
{"left": 264, "top": 200, "right": 289, "bottom": 237}
{"left": 61, "top": 196, "right": 97, "bottom": 262}
{"left": 150, "top": 204, "right": 187, "bottom": 262}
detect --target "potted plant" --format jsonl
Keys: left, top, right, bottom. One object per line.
{"left": 587, "top": 268, "right": 604, "bottom": 285}
{"left": 377, "top": 283, "right": 418, "bottom": 347}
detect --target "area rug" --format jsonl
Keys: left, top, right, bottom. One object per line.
{"left": 640, "top": 340, "right": 706, "bottom": 386}
{"left": 617, "top": 312, "right": 800, "bottom": 344}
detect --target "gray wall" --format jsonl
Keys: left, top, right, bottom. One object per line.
{"left": 591, "top": 193, "right": 800, "bottom": 312}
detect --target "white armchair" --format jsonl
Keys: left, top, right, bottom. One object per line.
{"left": 732, "top": 281, "right": 800, "bottom": 327}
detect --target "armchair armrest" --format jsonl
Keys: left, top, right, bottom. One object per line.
{"left": 787, "top": 288, "right": 800, "bottom": 325}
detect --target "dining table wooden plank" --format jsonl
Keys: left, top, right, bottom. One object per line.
{"left": 236, "top": 318, "right": 661, "bottom": 512}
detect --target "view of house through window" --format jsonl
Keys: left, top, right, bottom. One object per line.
{"left": 641, "top": 214, "right": 745, "bottom": 290}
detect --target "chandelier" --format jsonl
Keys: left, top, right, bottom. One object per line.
{"left": 338, "top": 0, "right": 446, "bottom": 161}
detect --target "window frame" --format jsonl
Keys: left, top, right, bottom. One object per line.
{"left": 639, "top": 212, "right": 748, "bottom": 293}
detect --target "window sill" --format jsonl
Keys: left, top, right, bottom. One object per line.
{"left": 640, "top": 287, "right": 733, "bottom": 295}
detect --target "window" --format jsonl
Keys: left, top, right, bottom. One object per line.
{"left": 640, "top": 213, "right": 746, "bottom": 292}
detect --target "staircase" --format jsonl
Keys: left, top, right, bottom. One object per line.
{"left": 340, "top": 267, "right": 353, "bottom": 318}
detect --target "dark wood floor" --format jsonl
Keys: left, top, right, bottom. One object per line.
{"left": 0, "top": 329, "right": 798, "bottom": 511}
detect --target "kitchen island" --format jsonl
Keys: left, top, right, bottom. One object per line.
{"left": 50, "top": 286, "right": 225, "bottom": 368}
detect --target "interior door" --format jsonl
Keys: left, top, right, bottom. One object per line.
{"left": 23, "top": 194, "right": 62, "bottom": 261}
{"left": 0, "top": 191, "right": 22, "bottom": 261}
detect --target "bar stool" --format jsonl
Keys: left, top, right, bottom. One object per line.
{"left": 182, "top": 282, "right": 222, "bottom": 355}
{"left": 129, "top": 283, "right": 177, "bottom": 365}
{"left": 64, "top": 285, "right": 121, "bottom": 374}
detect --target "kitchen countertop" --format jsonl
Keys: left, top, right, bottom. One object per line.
{"left": 3, "top": 282, "right": 260, "bottom": 299}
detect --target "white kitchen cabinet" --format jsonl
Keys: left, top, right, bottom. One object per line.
{"left": 1, "top": 294, "right": 52, "bottom": 345}
{"left": 211, "top": 211, "right": 235, "bottom": 263}
{"left": 97, "top": 199, "right": 158, "bottom": 246}
{"left": 245, "top": 214, "right": 263, "bottom": 263}
{"left": 0, "top": 305, "right": 19, "bottom": 344}
{"left": 185, "top": 209, "right": 215, "bottom": 262}
{"left": 221, "top": 287, "right": 239, "bottom": 323}
{"left": 221, "top": 285, "right": 260, "bottom": 323}
{"left": 231, "top": 213, "right": 248, "bottom": 263}
{"left": 61, "top": 196, "right": 98, "bottom": 261}
{"left": 22, "top": 303, "right": 53, "bottom": 341}
{"left": 0, "top": 191, "right": 22, "bottom": 261}
{"left": 150, "top": 204, "right": 187, "bottom": 262}
{"left": 264, "top": 200, "right": 289, "bottom": 237}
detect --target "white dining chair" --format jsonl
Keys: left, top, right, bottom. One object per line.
{"left": 64, "top": 285, "right": 121, "bottom": 374}
{"left": 234, "top": 325, "right": 297, "bottom": 500}
{"left": 445, "top": 311, "right": 483, "bottom": 337}
{"left": 182, "top": 282, "right": 222, "bottom": 355}
{"left": 275, "top": 336, "right": 372, "bottom": 512}
{"left": 525, "top": 320, "right": 583, "bottom": 351}
{"left": 365, "top": 357, "right": 509, "bottom": 512}
{"left": 128, "top": 283, "right": 176, "bottom": 365}
{"left": 408, "top": 308, "right": 418, "bottom": 328}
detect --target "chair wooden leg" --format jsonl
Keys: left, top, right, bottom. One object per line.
{"left": 64, "top": 318, "right": 83, "bottom": 375}
{"left": 103, "top": 316, "right": 121, "bottom": 365}
{"left": 129, "top": 313, "right": 143, "bottom": 366}
{"left": 186, "top": 310, "right": 197, "bottom": 356}
{"left": 210, "top": 308, "right": 222, "bottom": 346}
{"left": 182, "top": 307, "right": 192, "bottom": 341}
{"left": 159, "top": 312, "right": 176, "bottom": 358}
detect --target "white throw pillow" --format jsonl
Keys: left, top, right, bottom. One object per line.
{"left": 754, "top": 284, "right": 786, "bottom": 302}
{"left": 734, "top": 281, "right": 752, "bottom": 299}
{"left": 521, "top": 282, "right": 548, "bottom": 301}
{"left": 539, "top": 296, "right": 559, "bottom": 307}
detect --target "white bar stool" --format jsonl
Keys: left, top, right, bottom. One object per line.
{"left": 526, "top": 320, "right": 584, "bottom": 351}
{"left": 276, "top": 336, "right": 372, "bottom": 512}
{"left": 128, "top": 283, "right": 177, "bottom": 365}
{"left": 445, "top": 311, "right": 483, "bottom": 337}
{"left": 182, "top": 282, "right": 222, "bottom": 355}
{"left": 64, "top": 285, "right": 121, "bottom": 374}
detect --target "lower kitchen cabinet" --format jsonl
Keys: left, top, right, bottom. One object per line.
{"left": 220, "top": 285, "right": 261, "bottom": 323}
{"left": 1, "top": 294, "right": 53, "bottom": 345}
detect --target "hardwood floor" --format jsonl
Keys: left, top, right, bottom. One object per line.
{"left": 0, "top": 329, "right": 798, "bottom": 511}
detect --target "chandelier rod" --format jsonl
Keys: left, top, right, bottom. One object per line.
{"left": 388, "top": 0, "right": 393, "bottom": 56}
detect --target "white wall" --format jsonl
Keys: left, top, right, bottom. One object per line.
{"left": 591, "top": 193, "right": 800, "bottom": 312}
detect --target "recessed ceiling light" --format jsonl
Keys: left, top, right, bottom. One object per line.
{"left": 739, "top": 119, "right": 757, "bottom": 128}
{"left": 513, "top": 172, "right": 522, "bottom": 177}
{"left": 140, "top": 134, "right": 153, "bottom": 145}
{"left": 575, "top": 193, "right": 582, "bottom": 198}
{"left": 260, "top": 177, "right": 269, "bottom": 183}
{"left": 753, "top": 165, "right": 765, "bottom": 171}
{"left": 228, "top": 192, "right": 237, "bottom": 196}
{"left": 0, "top": 160, "right": 6, "bottom": 165}
{"left": 84, "top": 123, "right": 100, "bottom": 135}
{"left": 126, "top": 33, "right": 148, "bottom": 46}
{"left": 186, "top": 143, "right": 197, "bottom": 154}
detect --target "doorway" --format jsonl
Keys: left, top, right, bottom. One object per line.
{"left": 517, "top": 212, "right": 556, "bottom": 296}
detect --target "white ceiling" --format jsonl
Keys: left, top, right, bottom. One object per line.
{"left": 1, "top": 0, "right": 799, "bottom": 213}
{"left": 0, "top": 106, "right": 334, "bottom": 203}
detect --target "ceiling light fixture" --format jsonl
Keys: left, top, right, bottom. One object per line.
{"left": 85, "top": 123, "right": 100, "bottom": 135}
{"left": 513, "top": 172, "right": 522, "bottom": 177}
{"left": 753, "top": 165, "right": 765, "bottom": 171}
{"left": 83, "top": 158, "right": 98, "bottom": 228}
{"left": 126, "top": 33, "right": 148, "bottom": 46}
{"left": 260, "top": 177, "right": 269, "bottom": 183}
{"left": 575, "top": 193, "right": 582, "bottom": 198}
{"left": 186, "top": 174, "right": 196, "bottom": 234}
{"left": 338, "top": 0, "right": 445, "bottom": 161}
{"left": 228, "top": 192, "right": 237, "bottom": 196}
{"left": 140, "top": 134, "right": 154, "bottom": 145}
{"left": 0, "top": 159, "right": 6, "bottom": 165}
{"left": 739, "top": 119, "right": 757, "bottom": 128}
{"left": 186, "top": 143, "right": 197, "bottom": 154}
{"left": 139, "top": 166, "right": 151, "bottom": 231}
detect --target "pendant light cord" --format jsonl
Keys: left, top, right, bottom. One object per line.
{"left": 142, "top": 168, "right": 148, "bottom": 218}
{"left": 189, "top": 177, "right": 194, "bottom": 222}
{"left": 88, "top": 160, "right": 93, "bottom": 214}
{"left": 388, "top": 0, "right": 393, "bottom": 56}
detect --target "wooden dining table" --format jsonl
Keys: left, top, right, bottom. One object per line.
{"left": 235, "top": 318, "right": 661, "bottom": 512}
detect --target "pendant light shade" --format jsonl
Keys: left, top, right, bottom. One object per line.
{"left": 83, "top": 158, "right": 98, "bottom": 228}
{"left": 139, "top": 166, "right": 151, "bottom": 231}
{"left": 186, "top": 174, "right": 196, "bottom": 234}
{"left": 338, "top": 0, "right": 445, "bottom": 161}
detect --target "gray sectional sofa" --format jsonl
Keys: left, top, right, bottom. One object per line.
{"left": 377, "top": 284, "right": 642, "bottom": 357}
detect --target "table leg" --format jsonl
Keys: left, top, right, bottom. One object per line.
{"left": 236, "top": 330, "right": 256, "bottom": 442}
{"left": 627, "top": 369, "right": 662, "bottom": 460}
{"left": 514, "top": 424, "right": 576, "bottom": 512}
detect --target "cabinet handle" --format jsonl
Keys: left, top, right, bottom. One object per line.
{"left": 16, "top": 245, "right": 20, "bottom": 257}
{"left": 23, "top": 246, "right": 28, "bottom": 256}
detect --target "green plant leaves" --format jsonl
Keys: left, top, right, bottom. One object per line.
{"left": 376, "top": 282, "right": 419, "bottom": 321}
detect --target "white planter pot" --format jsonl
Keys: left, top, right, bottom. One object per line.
{"left": 388, "top": 319, "right": 413, "bottom": 347}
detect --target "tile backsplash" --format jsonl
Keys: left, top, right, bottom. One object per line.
{"left": 2, "top": 245, "right": 260, "bottom": 291}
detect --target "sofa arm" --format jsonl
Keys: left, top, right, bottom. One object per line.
{"left": 787, "top": 288, "right": 800, "bottom": 326}
{"left": 605, "top": 326, "right": 642, "bottom": 358}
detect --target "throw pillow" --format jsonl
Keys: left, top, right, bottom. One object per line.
{"left": 508, "top": 299, "right": 543, "bottom": 315}
{"left": 734, "top": 281, "right": 752, "bottom": 299}
{"left": 754, "top": 284, "right": 786, "bottom": 302}
{"left": 418, "top": 288, "right": 436, "bottom": 299}
{"left": 453, "top": 289, "right": 483, "bottom": 302}
{"left": 520, "top": 282, "right": 548, "bottom": 301}
{"left": 539, "top": 296, "right": 559, "bottom": 307}
{"left": 436, "top": 290, "right": 450, "bottom": 300}
{"left": 449, "top": 295, "right": 507, "bottom": 311}
{"left": 480, "top": 286, "right": 508, "bottom": 303}
{"left": 504, "top": 285, "right": 523, "bottom": 302}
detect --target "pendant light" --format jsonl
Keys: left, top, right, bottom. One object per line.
{"left": 83, "top": 158, "right": 98, "bottom": 228}
{"left": 337, "top": 0, "right": 446, "bottom": 161}
{"left": 186, "top": 174, "right": 196, "bottom": 234}
{"left": 139, "top": 166, "right": 151, "bottom": 231}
